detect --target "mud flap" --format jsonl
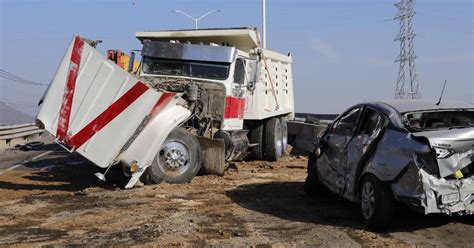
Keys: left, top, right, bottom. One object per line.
{"left": 196, "top": 136, "right": 226, "bottom": 176}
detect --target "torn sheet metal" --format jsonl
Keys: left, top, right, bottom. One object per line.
{"left": 413, "top": 128, "right": 474, "bottom": 177}
{"left": 392, "top": 164, "right": 474, "bottom": 215}
{"left": 420, "top": 170, "right": 474, "bottom": 215}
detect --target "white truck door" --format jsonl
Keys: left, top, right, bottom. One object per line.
{"left": 37, "top": 36, "right": 175, "bottom": 168}
{"left": 223, "top": 57, "right": 247, "bottom": 130}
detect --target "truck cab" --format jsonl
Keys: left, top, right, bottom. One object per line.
{"left": 134, "top": 28, "right": 295, "bottom": 160}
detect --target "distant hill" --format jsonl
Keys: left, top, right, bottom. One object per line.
{"left": 0, "top": 102, "right": 35, "bottom": 125}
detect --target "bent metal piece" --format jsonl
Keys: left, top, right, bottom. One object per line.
{"left": 196, "top": 136, "right": 226, "bottom": 176}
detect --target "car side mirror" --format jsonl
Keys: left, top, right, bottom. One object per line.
{"left": 312, "top": 137, "right": 323, "bottom": 156}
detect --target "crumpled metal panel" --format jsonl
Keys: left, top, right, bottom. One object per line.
{"left": 413, "top": 128, "right": 474, "bottom": 177}
{"left": 37, "top": 36, "right": 165, "bottom": 168}
{"left": 391, "top": 163, "right": 425, "bottom": 202}
{"left": 391, "top": 155, "right": 474, "bottom": 215}
{"left": 364, "top": 129, "right": 431, "bottom": 182}
{"left": 420, "top": 170, "right": 474, "bottom": 214}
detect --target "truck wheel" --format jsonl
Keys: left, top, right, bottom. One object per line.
{"left": 359, "top": 174, "right": 394, "bottom": 229}
{"left": 264, "top": 117, "right": 283, "bottom": 161}
{"left": 249, "top": 122, "right": 264, "bottom": 160}
{"left": 148, "top": 128, "right": 202, "bottom": 184}
{"left": 280, "top": 117, "right": 288, "bottom": 155}
{"left": 304, "top": 152, "right": 321, "bottom": 196}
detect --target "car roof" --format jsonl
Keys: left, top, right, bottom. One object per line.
{"left": 372, "top": 99, "right": 474, "bottom": 113}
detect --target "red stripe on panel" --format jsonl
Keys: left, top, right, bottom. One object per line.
{"left": 224, "top": 96, "right": 245, "bottom": 119}
{"left": 65, "top": 82, "right": 149, "bottom": 149}
{"left": 149, "top": 92, "right": 176, "bottom": 118}
{"left": 57, "top": 36, "right": 84, "bottom": 140}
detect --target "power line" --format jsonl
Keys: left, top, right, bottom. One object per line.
{"left": 394, "top": 0, "right": 421, "bottom": 99}
{"left": 0, "top": 69, "right": 48, "bottom": 86}
{"left": 0, "top": 100, "right": 38, "bottom": 108}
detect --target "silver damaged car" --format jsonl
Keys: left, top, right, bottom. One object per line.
{"left": 305, "top": 99, "right": 474, "bottom": 228}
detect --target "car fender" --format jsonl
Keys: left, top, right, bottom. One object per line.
{"left": 359, "top": 128, "right": 431, "bottom": 183}
{"left": 118, "top": 104, "right": 191, "bottom": 168}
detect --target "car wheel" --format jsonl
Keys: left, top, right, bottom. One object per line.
{"left": 359, "top": 174, "right": 394, "bottom": 229}
{"left": 304, "top": 152, "right": 322, "bottom": 196}
{"left": 263, "top": 117, "right": 283, "bottom": 161}
{"left": 145, "top": 128, "right": 202, "bottom": 184}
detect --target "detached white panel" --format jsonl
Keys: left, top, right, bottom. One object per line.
{"left": 37, "top": 36, "right": 162, "bottom": 168}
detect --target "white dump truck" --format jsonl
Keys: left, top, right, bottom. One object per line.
{"left": 36, "top": 27, "right": 294, "bottom": 188}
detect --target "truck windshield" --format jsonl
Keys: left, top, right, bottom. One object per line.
{"left": 404, "top": 110, "right": 474, "bottom": 132}
{"left": 142, "top": 57, "right": 230, "bottom": 80}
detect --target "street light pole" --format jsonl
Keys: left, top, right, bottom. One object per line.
{"left": 262, "top": 0, "right": 266, "bottom": 48}
{"left": 172, "top": 10, "right": 220, "bottom": 30}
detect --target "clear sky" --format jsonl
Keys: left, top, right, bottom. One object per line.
{"left": 1, "top": 0, "right": 473, "bottom": 116}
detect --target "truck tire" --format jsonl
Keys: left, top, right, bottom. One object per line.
{"left": 280, "top": 117, "right": 288, "bottom": 155}
{"left": 359, "top": 174, "right": 394, "bottom": 229}
{"left": 249, "top": 122, "right": 264, "bottom": 160}
{"left": 263, "top": 117, "right": 283, "bottom": 161}
{"left": 304, "top": 152, "right": 321, "bottom": 196}
{"left": 146, "top": 128, "right": 202, "bottom": 184}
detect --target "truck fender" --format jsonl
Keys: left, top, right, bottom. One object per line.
{"left": 119, "top": 105, "right": 191, "bottom": 172}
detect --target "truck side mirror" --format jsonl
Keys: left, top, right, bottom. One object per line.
{"left": 247, "top": 81, "right": 256, "bottom": 92}
{"left": 246, "top": 60, "right": 260, "bottom": 92}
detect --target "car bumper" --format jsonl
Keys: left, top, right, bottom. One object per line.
{"left": 419, "top": 170, "right": 474, "bottom": 215}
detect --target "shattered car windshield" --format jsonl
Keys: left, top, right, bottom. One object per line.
{"left": 142, "top": 57, "right": 230, "bottom": 80}
{"left": 404, "top": 109, "right": 474, "bottom": 131}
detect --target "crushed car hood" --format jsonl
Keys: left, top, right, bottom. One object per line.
{"left": 413, "top": 128, "right": 474, "bottom": 177}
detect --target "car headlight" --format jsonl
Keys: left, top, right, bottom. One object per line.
{"left": 434, "top": 147, "right": 455, "bottom": 159}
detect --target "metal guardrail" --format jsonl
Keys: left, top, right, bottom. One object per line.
{"left": 294, "top": 113, "right": 338, "bottom": 123}
{"left": 288, "top": 113, "right": 338, "bottom": 153}
{"left": 0, "top": 123, "right": 44, "bottom": 141}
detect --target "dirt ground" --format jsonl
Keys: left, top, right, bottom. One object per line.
{"left": 0, "top": 144, "right": 473, "bottom": 247}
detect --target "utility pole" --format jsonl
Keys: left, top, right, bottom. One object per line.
{"left": 394, "top": 0, "right": 420, "bottom": 99}
{"left": 172, "top": 10, "right": 220, "bottom": 30}
{"left": 262, "top": 0, "right": 266, "bottom": 48}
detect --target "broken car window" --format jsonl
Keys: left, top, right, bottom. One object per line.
{"left": 332, "top": 107, "right": 361, "bottom": 136}
{"left": 358, "top": 108, "right": 384, "bottom": 138}
{"left": 404, "top": 110, "right": 474, "bottom": 132}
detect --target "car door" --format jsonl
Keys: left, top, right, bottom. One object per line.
{"left": 318, "top": 107, "right": 362, "bottom": 192}
{"left": 344, "top": 107, "right": 386, "bottom": 197}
